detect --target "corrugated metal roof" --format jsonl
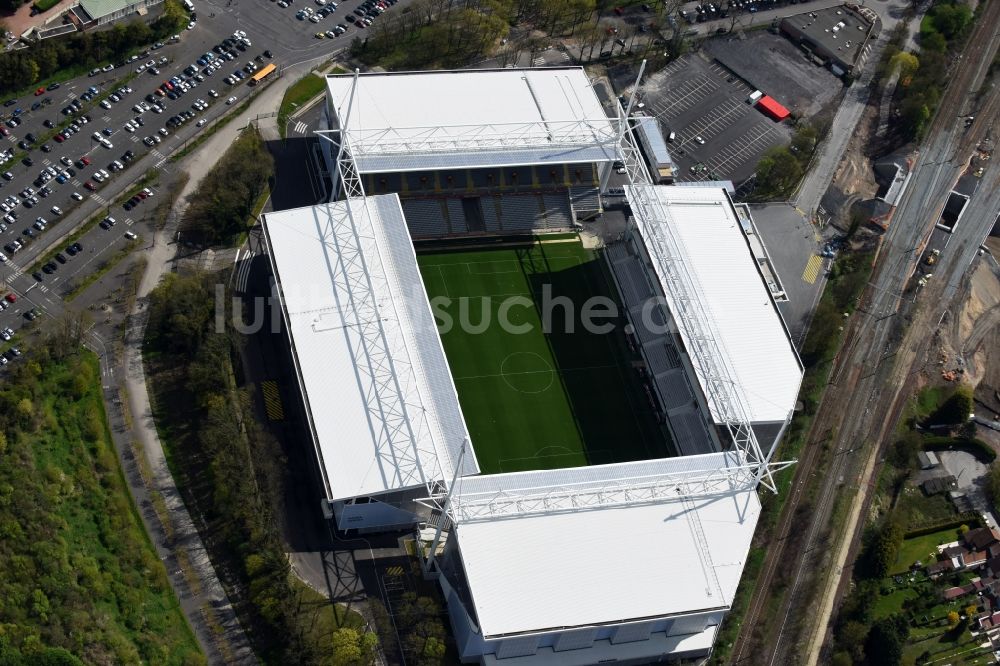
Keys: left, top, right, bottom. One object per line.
{"left": 633, "top": 116, "right": 673, "bottom": 167}
{"left": 455, "top": 451, "right": 743, "bottom": 498}
{"left": 353, "top": 145, "right": 617, "bottom": 173}
{"left": 79, "top": 0, "right": 138, "bottom": 19}
{"left": 627, "top": 185, "right": 802, "bottom": 425}
{"left": 455, "top": 487, "right": 760, "bottom": 637}
{"left": 327, "top": 68, "right": 617, "bottom": 172}
{"left": 262, "top": 196, "right": 478, "bottom": 501}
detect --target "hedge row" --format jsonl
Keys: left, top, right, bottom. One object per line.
{"left": 921, "top": 436, "right": 996, "bottom": 463}
{"left": 904, "top": 514, "right": 982, "bottom": 540}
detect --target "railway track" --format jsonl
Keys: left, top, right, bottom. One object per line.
{"left": 729, "top": 3, "right": 1000, "bottom": 662}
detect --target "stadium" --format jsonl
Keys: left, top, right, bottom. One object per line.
{"left": 261, "top": 67, "right": 803, "bottom": 664}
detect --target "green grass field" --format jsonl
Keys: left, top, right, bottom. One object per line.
{"left": 418, "top": 240, "right": 671, "bottom": 474}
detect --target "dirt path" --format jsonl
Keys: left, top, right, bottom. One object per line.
{"left": 115, "top": 58, "right": 340, "bottom": 664}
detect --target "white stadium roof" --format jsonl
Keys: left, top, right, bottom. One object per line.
{"left": 325, "top": 68, "right": 618, "bottom": 173}
{"left": 262, "top": 195, "right": 478, "bottom": 502}
{"left": 455, "top": 486, "right": 760, "bottom": 637}
{"left": 627, "top": 185, "right": 803, "bottom": 425}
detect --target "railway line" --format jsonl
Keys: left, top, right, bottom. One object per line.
{"left": 729, "top": 2, "right": 1000, "bottom": 661}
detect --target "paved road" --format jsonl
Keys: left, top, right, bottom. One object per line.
{"left": 730, "top": 1, "right": 1000, "bottom": 661}
{"left": 792, "top": 0, "right": 918, "bottom": 219}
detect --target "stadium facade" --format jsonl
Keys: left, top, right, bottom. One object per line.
{"left": 261, "top": 67, "right": 802, "bottom": 664}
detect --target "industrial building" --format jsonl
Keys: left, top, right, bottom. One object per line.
{"left": 71, "top": 0, "right": 163, "bottom": 27}
{"left": 779, "top": 4, "right": 879, "bottom": 77}
{"left": 262, "top": 67, "right": 802, "bottom": 664}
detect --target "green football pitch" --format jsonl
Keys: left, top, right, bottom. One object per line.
{"left": 417, "top": 240, "right": 672, "bottom": 475}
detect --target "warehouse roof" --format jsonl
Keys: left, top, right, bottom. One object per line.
{"left": 262, "top": 195, "right": 478, "bottom": 502}
{"left": 78, "top": 0, "right": 139, "bottom": 19}
{"left": 325, "top": 68, "right": 618, "bottom": 173}
{"left": 454, "top": 485, "right": 760, "bottom": 637}
{"left": 626, "top": 185, "right": 802, "bottom": 425}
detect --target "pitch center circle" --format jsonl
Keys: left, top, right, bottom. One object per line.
{"left": 500, "top": 352, "right": 555, "bottom": 394}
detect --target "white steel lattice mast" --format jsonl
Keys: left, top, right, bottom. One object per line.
{"left": 314, "top": 69, "right": 450, "bottom": 498}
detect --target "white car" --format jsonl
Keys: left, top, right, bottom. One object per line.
{"left": 124, "top": 121, "right": 135, "bottom": 132}
{"left": 196, "top": 119, "right": 207, "bottom": 127}
{"left": 60, "top": 156, "right": 73, "bottom": 166}
{"left": 50, "top": 206, "right": 61, "bottom": 215}
{"left": 226, "top": 96, "right": 237, "bottom": 105}
{"left": 187, "top": 21, "right": 196, "bottom": 29}
{"left": 100, "top": 99, "right": 112, "bottom": 109}
{"left": 208, "top": 89, "right": 219, "bottom": 98}
{"left": 0, "top": 253, "right": 6, "bottom": 263}
{"left": 100, "top": 137, "right": 113, "bottom": 149}
{"left": 71, "top": 192, "right": 84, "bottom": 201}
{"left": 159, "top": 127, "right": 169, "bottom": 136}
{"left": 125, "top": 231, "right": 137, "bottom": 240}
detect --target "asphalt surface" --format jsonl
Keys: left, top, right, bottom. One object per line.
{"left": 635, "top": 53, "right": 792, "bottom": 184}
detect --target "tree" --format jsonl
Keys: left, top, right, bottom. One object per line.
{"left": 927, "top": 384, "right": 973, "bottom": 426}
{"left": 396, "top": 593, "right": 449, "bottom": 666}
{"left": 830, "top": 652, "right": 852, "bottom": 666}
{"left": 865, "top": 616, "right": 907, "bottom": 666}
{"left": 889, "top": 51, "right": 920, "bottom": 84}
{"left": 835, "top": 619, "right": 868, "bottom": 662}
{"left": 755, "top": 145, "right": 803, "bottom": 197}
{"left": 920, "top": 29, "right": 947, "bottom": 54}
{"left": 888, "top": 430, "right": 922, "bottom": 470}
{"left": 965, "top": 604, "right": 978, "bottom": 618}
{"left": 947, "top": 610, "right": 960, "bottom": 628}
{"left": 330, "top": 627, "right": 376, "bottom": 665}
{"left": 987, "top": 462, "right": 1000, "bottom": 508}
{"left": 790, "top": 124, "right": 818, "bottom": 157}
{"left": 867, "top": 519, "right": 904, "bottom": 578}
{"left": 930, "top": 3, "right": 972, "bottom": 41}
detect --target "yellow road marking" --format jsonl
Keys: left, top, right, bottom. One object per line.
{"left": 262, "top": 380, "right": 284, "bottom": 421}
{"left": 802, "top": 255, "right": 823, "bottom": 284}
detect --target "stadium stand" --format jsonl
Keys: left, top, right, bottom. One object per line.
{"left": 605, "top": 238, "right": 718, "bottom": 456}
{"left": 400, "top": 199, "right": 448, "bottom": 238}
{"left": 569, "top": 186, "right": 603, "bottom": 219}
{"left": 445, "top": 199, "right": 469, "bottom": 234}
{"left": 482, "top": 196, "right": 502, "bottom": 233}
{"left": 541, "top": 194, "right": 574, "bottom": 229}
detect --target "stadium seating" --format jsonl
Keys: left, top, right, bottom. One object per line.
{"left": 569, "top": 186, "right": 602, "bottom": 219}
{"left": 540, "top": 194, "right": 573, "bottom": 229}
{"left": 483, "top": 196, "right": 502, "bottom": 232}
{"left": 399, "top": 190, "right": 574, "bottom": 239}
{"left": 445, "top": 199, "right": 469, "bottom": 234}
{"left": 401, "top": 199, "right": 450, "bottom": 238}
{"left": 605, "top": 238, "right": 716, "bottom": 455}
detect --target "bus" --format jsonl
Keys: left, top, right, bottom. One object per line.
{"left": 249, "top": 63, "right": 277, "bottom": 86}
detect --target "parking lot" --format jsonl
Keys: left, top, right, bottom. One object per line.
{"left": 704, "top": 30, "right": 845, "bottom": 120}
{"left": 632, "top": 53, "right": 792, "bottom": 184}
{"left": 0, "top": 0, "right": 418, "bottom": 376}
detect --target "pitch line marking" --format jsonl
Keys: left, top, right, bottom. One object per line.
{"left": 452, "top": 362, "right": 619, "bottom": 382}
{"left": 499, "top": 352, "right": 555, "bottom": 394}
